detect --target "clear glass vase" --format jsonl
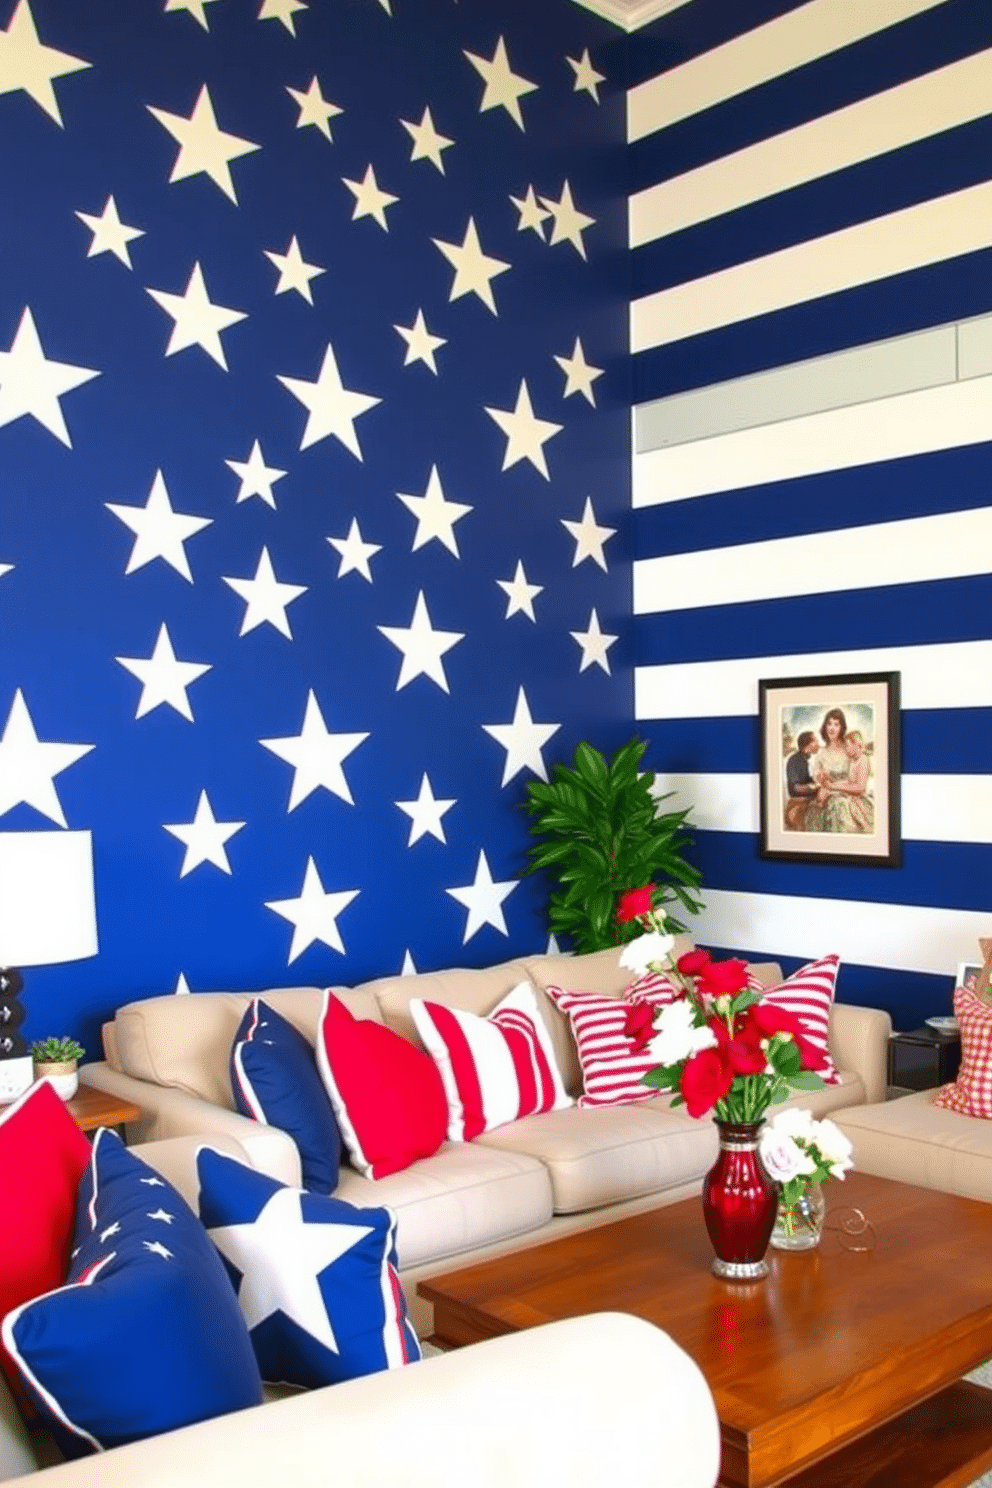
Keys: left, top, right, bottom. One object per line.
{"left": 771, "top": 1179, "right": 826, "bottom": 1251}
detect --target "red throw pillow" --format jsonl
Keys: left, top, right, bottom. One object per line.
{"left": 315, "top": 990, "right": 448, "bottom": 1179}
{"left": 935, "top": 985, "right": 992, "bottom": 1118}
{"left": 753, "top": 954, "right": 842, "bottom": 1084}
{"left": 0, "top": 1080, "right": 92, "bottom": 1410}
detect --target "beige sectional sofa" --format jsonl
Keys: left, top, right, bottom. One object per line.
{"left": 81, "top": 944, "right": 892, "bottom": 1336}
{"left": 837, "top": 1086, "right": 992, "bottom": 1203}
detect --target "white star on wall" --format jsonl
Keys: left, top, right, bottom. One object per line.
{"left": 447, "top": 850, "right": 518, "bottom": 942}
{"left": 379, "top": 591, "right": 464, "bottom": 693}
{"left": 147, "top": 262, "right": 246, "bottom": 369}
{"left": 562, "top": 497, "right": 615, "bottom": 570}
{"left": 286, "top": 76, "right": 341, "bottom": 139}
{"left": 497, "top": 560, "right": 542, "bottom": 621}
{"left": 567, "top": 48, "right": 605, "bottom": 101}
{"left": 147, "top": 84, "right": 260, "bottom": 203}
{"left": 277, "top": 342, "right": 380, "bottom": 457}
{"left": 483, "top": 687, "right": 561, "bottom": 785}
{"left": 265, "top": 236, "right": 325, "bottom": 303}
{"left": 401, "top": 106, "right": 453, "bottom": 172}
{"left": 327, "top": 518, "right": 381, "bottom": 582}
{"left": 571, "top": 609, "right": 618, "bottom": 674}
{"left": 259, "top": 0, "right": 307, "bottom": 34}
{"left": 174, "top": 973, "right": 192, "bottom": 995}
{"left": 0, "top": 563, "right": 11, "bottom": 580}
{"left": 260, "top": 690, "right": 368, "bottom": 809}
{"left": 0, "top": 0, "right": 90, "bottom": 126}
{"left": 394, "top": 310, "right": 445, "bottom": 373}
{"left": 510, "top": 186, "right": 550, "bottom": 238}
{"left": 106, "top": 469, "right": 212, "bottom": 582}
{"left": 540, "top": 182, "right": 595, "bottom": 259}
{"left": 396, "top": 773, "right": 456, "bottom": 845}
{"left": 397, "top": 465, "right": 471, "bottom": 556}
{"left": 116, "top": 624, "right": 212, "bottom": 721}
{"left": 401, "top": 950, "right": 417, "bottom": 975}
{"left": 164, "top": 790, "right": 246, "bottom": 877}
{"left": 0, "top": 690, "right": 93, "bottom": 827}
{"left": 76, "top": 195, "right": 144, "bottom": 268}
{"left": 265, "top": 858, "right": 359, "bottom": 961}
{"left": 226, "top": 440, "right": 287, "bottom": 508}
{"left": 342, "top": 165, "right": 398, "bottom": 230}
{"left": 0, "top": 306, "right": 99, "bottom": 447}
{"left": 485, "top": 379, "right": 562, "bottom": 480}
{"left": 554, "top": 337, "right": 603, "bottom": 405}
{"left": 164, "top": 0, "right": 221, "bottom": 29}
{"left": 464, "top": 36, "right": 537, "bottom": 131}
{"left": 223, "top": 547, "right": 307, "bottom": 638}
{"left": 433, "top": 218, "right": 509, "bottom": 315}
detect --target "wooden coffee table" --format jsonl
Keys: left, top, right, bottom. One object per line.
{"left": 420, "top": 1172, "right": 992, "bottom": 1488}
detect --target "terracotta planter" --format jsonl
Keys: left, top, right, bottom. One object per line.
{"left": 34, "top": 1061, "right": 79, "bottom": 1101}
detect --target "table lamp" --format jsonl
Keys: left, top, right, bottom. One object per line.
{"left": 0, "top": 831, "right": 98, "bottom": 1102}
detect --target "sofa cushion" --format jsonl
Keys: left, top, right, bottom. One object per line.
{"left": 197, "top": 1147, "right": 420, "bottom": 1388}
{"left": 935, "top": 984, "right": 992, "bottom": 1119}
{"left": 371, "top": 958, "right": 534, "bottom": 1048}
{"left": 230, "top": 999, "right": 342, "bottom": 1193}
{"left": 544, "top": 979, "right": 679, "bottom": 1109}
{"left": 837, "top": 1088, "right": 992, "bottom": 1202}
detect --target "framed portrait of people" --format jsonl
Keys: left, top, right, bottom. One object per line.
{"left": 758, "top": 672, "right": 901, "bottom": 867}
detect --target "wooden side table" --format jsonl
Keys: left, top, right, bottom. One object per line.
{"left": 65, "top": 1084, "right": 142, "bottom": 1137}
{"left": 888, "top": 1026, "right": 961, "bottom": 1095}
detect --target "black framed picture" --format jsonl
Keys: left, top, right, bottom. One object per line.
{"left": 758, "top": 672, "right": 901, "bottom": 867}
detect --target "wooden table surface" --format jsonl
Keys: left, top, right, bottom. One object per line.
{"left": 65, "top": 1084, "right": 142, "bottom": 1133}
{"left": 420, "top": 1171, "right": 992, "bottom": 1488}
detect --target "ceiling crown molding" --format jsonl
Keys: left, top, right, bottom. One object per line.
{"left": 569, "top": 0, "right": 696, "bottom": 32}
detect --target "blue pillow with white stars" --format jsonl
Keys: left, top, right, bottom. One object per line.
{"left": 2, "top": 1130, "right": 263, "bottom": 1459}
{"left": 197, "top": 1145, "right": 421, "bottom": 1389}
{"left": 230, "top": 998, "right": 342, "bottom": 1193}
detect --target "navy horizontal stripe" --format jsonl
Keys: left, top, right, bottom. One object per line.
{"left": 633, "top": 247, "right": 992, "bottom": 403}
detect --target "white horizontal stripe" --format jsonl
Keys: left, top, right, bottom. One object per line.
{"left": 626, "top": 0, "right": 950, "bottom": 141}
{"left": 694, "top": 887, "right": 987, "bottom": 978}
{"left": 631, "top": 179, "right": 992, "bottom": 353}
{"left": 633, "top": 507, "right": 992, "bottom": 614}
{"left": 634, "top": 641, "right": 992, "bottom": 719}
{"left": 632, "top": 374, "right": 992, "bottom": 506}
{"left": 630, "top": 49, "right": 992, "bottom": 246}
{"left": 654, "top": 772, "right": 992, "bottom": 845}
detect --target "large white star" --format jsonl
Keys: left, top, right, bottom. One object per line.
{"left": 464, "top": 36, "right": 537, "bottom": 131}
{"left": 567, "top": 48, "right": 605, "bottom": 102}
{"left": 554, "top": 336, "right": 603, "bottom": 405}
{"left": 147, "top": 84, "right": 260, "bottom": 203}
{"left": 327, "top": 518, "right": 381, "bottom": 583}
{"left": 260, "top": 690, "right": 368, "bottom": 810}
{"left": 259, "top": 0, "right": 307, "bottom": 35}
{"left": 396, "top": 773, "right": 456, "bottom": 846}
{"left": 540, "top": 181, "right": 595, "bottom": 259}
{"left": 0, "top": 0, "right": 90, "bottom": 126}
{"left": 571, "top": 609, "right": 618, "bottom": 674}
{"left": 397, "top": 465, "right": 471, "bottom": 557}
{"left": 286, "top": 76, "right": 341, "bottom": 139}
{"left": 265, "top": 857, "right": 359, "bottom": 961}
{"left": 265, "top": 236, "right": 324, "bottom": 304}
{"left": 164, "top": 0, "right": 221, "bottom": 29}
{"left": 401, "top": 106, "right": 453, "bottom": 173}
{"left": 223, "top": 547, "right": 307, "bottom": 638}
{"left": 164, "top": 790, "right": 245, "bottom": 877}
{"left": 483, "top": 686, "right": 560, "bottom": 786}
{"left": 106, "top": 469, "right": 212, "bottom": 583}
{"left": 226, "top": 440, "right": 287, "bottom": 508}
{"left": 0, "top": 306, "right": 99, "bottom": 447}
{"left": 432, "top": 218, "right": 509, "bottom": 315}
{"left": 76, "top": 195, "right": 144, "bottom": 268}
{"left": 378, "top": 591, "right": 464, "bottom": 693}
{"left": 209, "top": 1186, "right": 372, "bottom": 1346}
{"left": 510, "top": 186, "right": 550, "bottom": 239}
{"left": 561, "top": 497, "right": 615, "bottom": 570}
{"left": 116, "top": 624, "right": 211, "bottom": 721}
{"left": 0, "top": 690, "right": 93, "bottom": 827}
{"left": 394, "top": 310, "right": 445, "bottom": 374}
{"left": 497, "top": 560, "right": 542, "bottom": 621}
{"left": 147, "top": 262, "right": 246, "bottom": 370}
{"left": 447, "top": 851, "right": 518, "bottom": 943}
{"left": 277, "top": 342, "right": 380, "bottom": 458}
{"left": 485, "top": 379, "right": 562, "bottom": 480}
{"left": 342, "top": 164, "right": 398, "bottom": 231}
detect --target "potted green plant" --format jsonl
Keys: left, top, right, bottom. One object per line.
{"left": 523, "top": 735, "right": 704, "bottom": 953}
{"left": 31, "top": 1036, "right": 86, "bottom": 1101}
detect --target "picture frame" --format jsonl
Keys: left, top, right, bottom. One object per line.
{"left": 758, "top": 671, "right": 901, "bottom": 867}
{"left": 957, "top": 962, "right": 982, "bottom": 991}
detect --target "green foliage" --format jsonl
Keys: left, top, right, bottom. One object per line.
{"left": 523, "top": 735, "right": 703, "bottom": 953}
{"left": 31, "top": 1036, "right": 85, "bottom": 1064}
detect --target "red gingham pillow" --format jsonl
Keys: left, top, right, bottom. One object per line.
{"left": 935, "top": 985, "right": 992, "bottom": 1118}
{"left": 545, "top": 971, "right": 680, "bottom": 1108}
{"left": 750, "top": 954, "right": 842, "bottom": 1085}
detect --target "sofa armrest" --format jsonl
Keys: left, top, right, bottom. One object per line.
{"left": 0, "top": 1313, "right": 719, "bottom": 1488}
{"left": 79, "top": 1064, "right": 302, "bottom": 1188}
{"left": 828, "top": 1003, "right": 892, "bottom": 1106}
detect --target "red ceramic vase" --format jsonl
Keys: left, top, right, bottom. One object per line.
{"left": 702, "top": 1119, "right": 777, "bottom": 1280}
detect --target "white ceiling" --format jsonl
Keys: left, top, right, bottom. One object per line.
{"left": 569, "top": 0, "right": 696, "bottom": 31}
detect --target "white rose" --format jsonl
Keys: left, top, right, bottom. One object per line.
{"left": 619, "top": 930, "right": 675, "bottom": 974}
{"left": 769, "top": 1106, "right": 817, "bottom": 1141}
{"left": 759, "top": 1131, "right": 808, "bottom": 1184}
{"left": 647, "top": 999, "right": 715, "bottom": 1066}
{"left": 813, "top": 1117, "right": 854, "bottom": 1178}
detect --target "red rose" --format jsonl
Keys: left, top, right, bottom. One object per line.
{"left": 695, "top": 958, "right": 750, "bottom": 999}
{"left": 707, "top": 1013, "right": 767, "bottom": 1076}
{"left": 680, "top": 1046, "right": 734, "bottom": 1118}
{"left": 616, "top": 885, "right": 655, "bottom": 923}
{"left": 677, "top": 949, "right": 712, "bottom": 976}
{"left": 623, "top": 1000, "right": 657, "bottom": 1052}
{"left": 749, "top": 1002, "right": 827, "bottom": 1071}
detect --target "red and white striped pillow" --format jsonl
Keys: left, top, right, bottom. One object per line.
{"left": 544, "top": 971, "right": 680, "bottom": 1108}
{"left": 753, "top": 954, "right": 842, "bottom": 1084}
{"left": 935, "top": 985, "right": 992, "bottom": 1119}
{"left": 410, "top": 982, "right": 571, "bottom": 1142}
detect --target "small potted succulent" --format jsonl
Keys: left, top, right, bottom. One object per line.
{"left": 31, "top": 1036, "right": 86, "bottom": 1100}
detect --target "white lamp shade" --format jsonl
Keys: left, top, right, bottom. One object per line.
{"left": 0, "top": 831, "right": 98, "bottom": 967}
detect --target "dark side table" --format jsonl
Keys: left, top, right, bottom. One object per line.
{"left": 888, "top": 1026, "right": 961, "bottom": 1095}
